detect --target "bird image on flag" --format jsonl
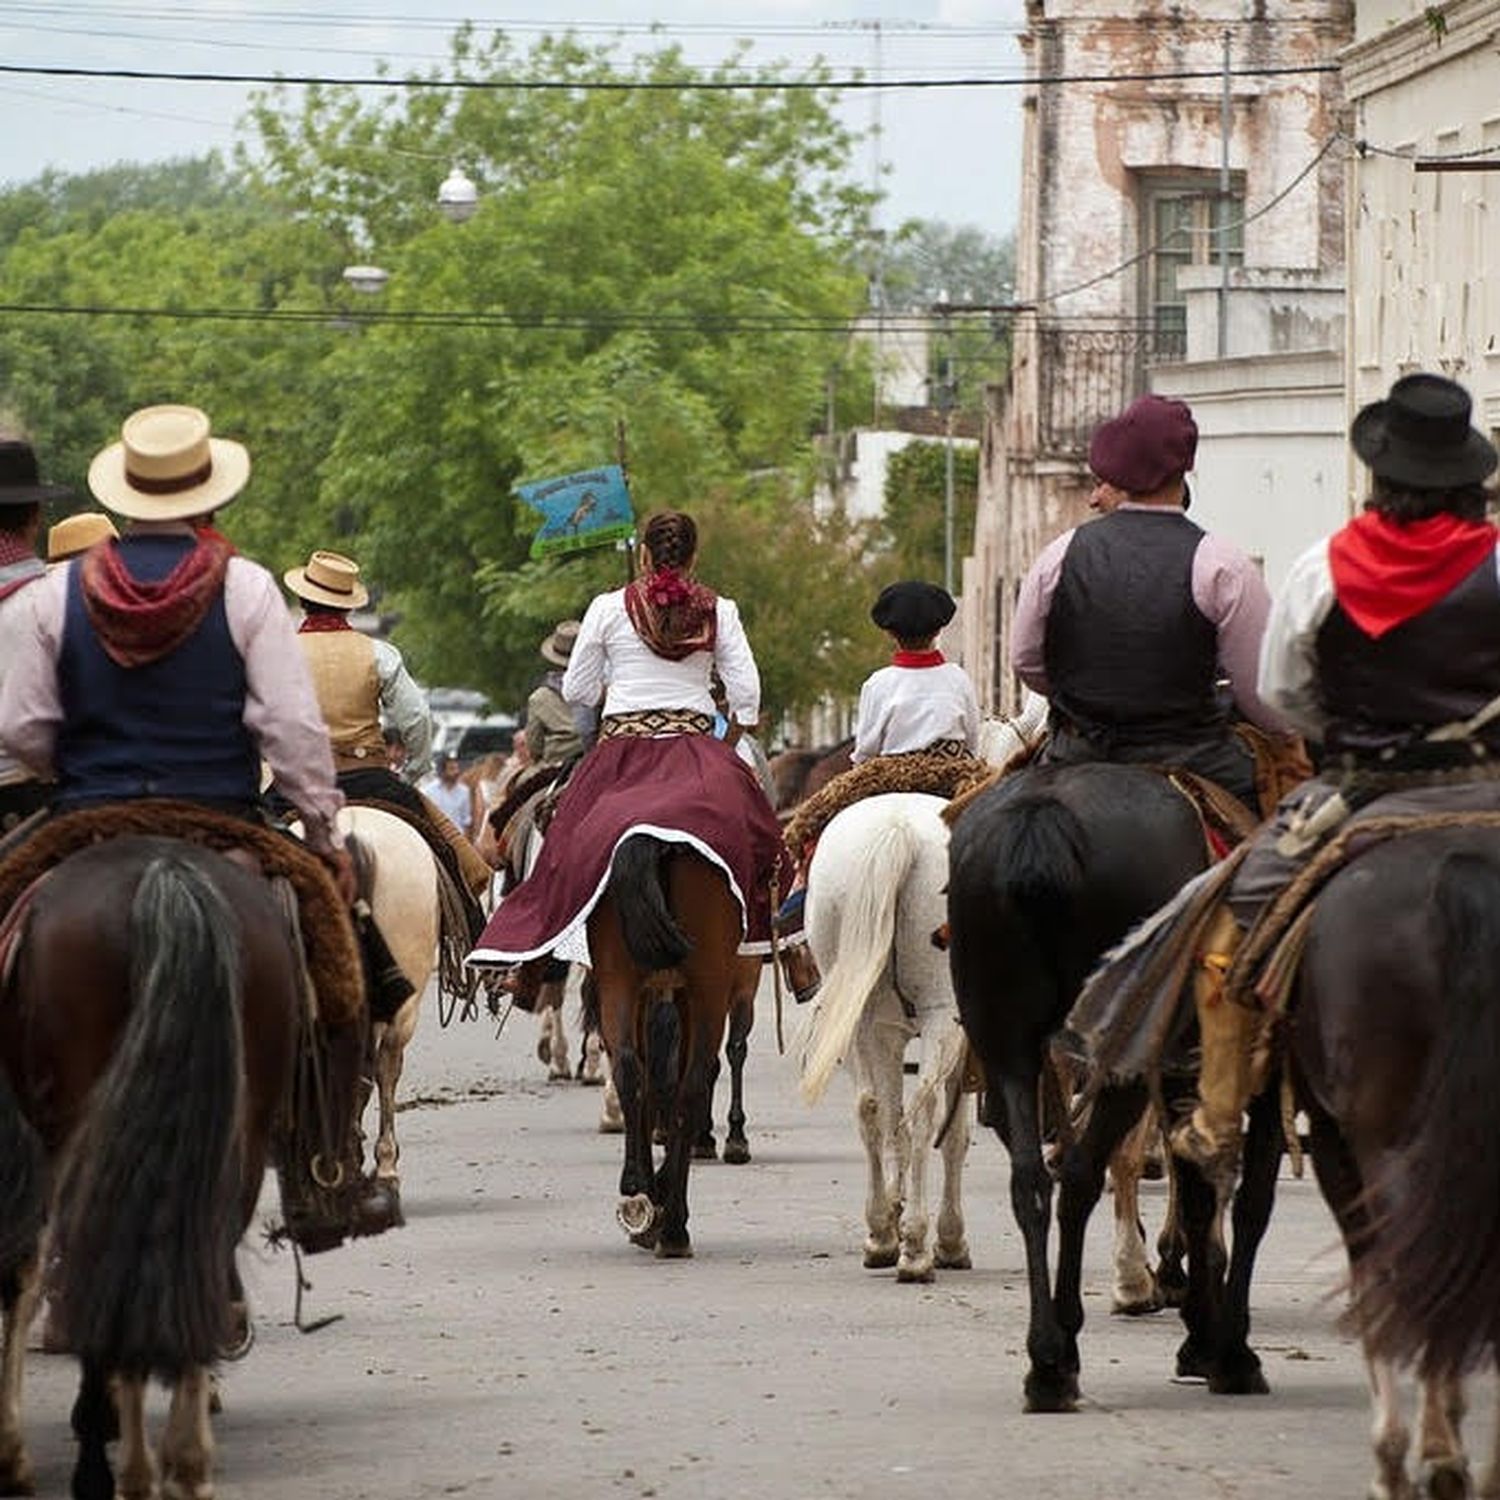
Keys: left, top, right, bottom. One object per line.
{"left": 516, "top": 464, "right": 636, "bottom": 560}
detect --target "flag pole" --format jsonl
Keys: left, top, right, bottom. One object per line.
{"left": 617, "top": 417, "right": 636, "bottom": 583}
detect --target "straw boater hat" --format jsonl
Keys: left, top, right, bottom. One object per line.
{"left": 284, "top": 549, "right": 370, "bottom": 610}
{"left": 47, "top": 512, "right": 118, "bottom": 562}
{"left": 0, "top": 438, "right": 72, "bottom": 507}
{"left": 540, "top": 619, "right": 581, "bottom": 667}
{"left": 88, "top": 404, "right": 250, "bottom": 522}
{"left": 1351, "top": 373, "right": 1499, "bottom": 489}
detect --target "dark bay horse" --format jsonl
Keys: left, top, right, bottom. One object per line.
{"left": 1291, "top": 826, "right": 1500, "bottom": 1497}
{"left": 588, "top": 834, "right": 760, "bottom": 1257}
{"left": 0, "top": 837, "right": 301, "bottom": 1500}
{"left": 767, "top": 738, "right": 853, "bottom": 814}
{"left": 947, "top": 763, "right": 1281, "bottom": 1411}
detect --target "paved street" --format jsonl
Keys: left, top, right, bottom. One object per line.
{"left": 17, "top": 975, "right": 1494, "bottom": 1499}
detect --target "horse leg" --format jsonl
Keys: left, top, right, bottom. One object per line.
{"left": 70, "top": 1362, "right": 115, "bottom": 1500}
{"left": 1207, "top": 1082, "right": 1279, "bottom": 1395}
{"left": 722, "top": 995, "right": 753, "bottom": 1166}
{"left": 115, "top": 1377, "right": 154, "bottom": 1500}
{"left": 1365, "top": 1353, "right": 1416, "bottom": 1500}
{"left": 656, "top": 991, "right": 728, "bottom": 1259}
{"left": 992, "top": 1059, "right": 1075, "bottom": 1412}
{"left": 898, "top": 1014, "right": 961, "bottom": 1283}
{"left": 160, "top": 1366, "right": 215, "bottom": 1500}
{"left": 1054, "top": 1082, "right": 1149, "bottom": 1394}
{"left": 1108, "top": 1108, "right": 1161, "bottom": 1316}
{"left": 852, "top": 1018, "right": 905, "bottom": 1270}
{"left": 612, "top": 1011, "right": 658, "bottom": 1245}
{"left": 1154, "top": 1122, "right": 1189, "bottom": 1309}
{"left": 597, "top": 1050, "right": 624, "bottom": 1135}
{"left": 0, "top": 1252, "right": 40, "bottom": 1496}
{"left": 693, "top": 1052, "right": 721, "bottom": 1161}
{"left": 1417, "top": 1374, "right": 1469, "bottom": 1500}
{"left": 538, "top": 979, "right": 571, "bottom": 1081}
{"left": 935, "top": 1065, "right": 973, "bottom": 1270}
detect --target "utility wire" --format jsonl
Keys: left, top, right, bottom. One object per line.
{"left": 0, "top": 60, "right": 1338, "bottom": 90}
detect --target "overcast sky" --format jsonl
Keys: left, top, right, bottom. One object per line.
{"left": 0, "top": 1, "right": 1024, "bottom": 239}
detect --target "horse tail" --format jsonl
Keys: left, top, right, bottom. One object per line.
{"left": 800, "top": 808, "right": 921, "bottom": 1104}
{"left": 51, "top": 855, "right": 244, "bottom": 1380}
{"left": 1354, "top": 850, "right": 1500, "bottom": 1377}
{"left": 0, "top": 1062, "right": 45, "bottom": 1280}
{"left": 990, "top": 794, "right": 1087, "bottom": 921}
{"left": 609, "top": 834, "right": 691, "bottom": 972}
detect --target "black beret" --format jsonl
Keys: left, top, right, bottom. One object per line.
{"left": 871, "top": 580, "right": 956, "bottom": 639}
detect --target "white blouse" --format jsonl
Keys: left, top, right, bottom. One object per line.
{"left": 561, "top": 588, "right": 761, "bottom": 727}
{"left": 852, "top": 660, "right": 981, "bottom": 764}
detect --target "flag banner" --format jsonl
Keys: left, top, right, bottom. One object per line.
{"left": 516, "top": 464, "right": 636, "bottom": 560}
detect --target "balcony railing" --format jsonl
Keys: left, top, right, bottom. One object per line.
{"left": 1036, "top": 322, "right": 1186, "bottom": 459}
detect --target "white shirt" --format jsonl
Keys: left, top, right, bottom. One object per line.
{"left": 852, "top": 659, "right": 981, "bottom": 764}
{"left": 372, "top": 638, "right": 433, "bottom": 779}
{"left": 562, "top": 589, "right": 761, "bottom": 727}
{"left": 421, "top": 774, "right": 473, "bottom": 829}
{"left": 0, "top": 582, "right": 42, "bottom": 787}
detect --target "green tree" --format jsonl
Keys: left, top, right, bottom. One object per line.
{"left": 880, "top": 439, "right": 979, "bottom": 584}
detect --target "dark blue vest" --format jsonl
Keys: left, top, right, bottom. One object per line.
{"left": 1044, "top": 509, "right": 1223, "bottom": 746}
{"left": 56, "top": 535, "right": 258, "bottom": 808}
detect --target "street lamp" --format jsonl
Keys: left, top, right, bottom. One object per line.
{"left": 437, "top": 165, "right": 478, "bottom": 224}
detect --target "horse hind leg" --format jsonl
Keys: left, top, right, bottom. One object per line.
{"left": 934, "top": 1069, "right": 973, "bottom": 1271}
{"left": 69, "top": 1362, "right": 115, "bottom": 1500}
{"left": 852, "top": 1021, "right": 904, "bottom": 1270}
{"left": 160, "top": 1366, "right": 215, "bottom": 1500}
{"left": 1366, "top": 1353, "right": 1416, "bottom": 1500}
{"left": 722, "top": 993, "right": 753, "bottom": 1166}
{"left": 1417, "top": 1373, "right": 1470, "bottom": 1500}
{"left": 693, "top": 1052, "right": 721, "bottom": 1161}
{"left": 114, "top": 1377, "right": 155, "bottom": 1500}
{"left": 1108, "top": 1109, "right": 1162, "bottom": 1317}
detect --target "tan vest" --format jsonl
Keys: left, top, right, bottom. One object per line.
{"left": 297, "top": 630, "right": 386, "bottom": 771}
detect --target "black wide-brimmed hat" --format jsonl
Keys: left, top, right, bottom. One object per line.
{"left": 871, "top": 580, "right": 956, "bottom": 639}
{"left": 1351, "top": 373, "right": 1498, "bottom": 489}
{"left": 0, "top": 438, "right": 71, "bottom": 506}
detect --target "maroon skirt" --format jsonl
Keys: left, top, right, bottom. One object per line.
{"left": 468, "top": 733, "right": 788, "bottom": 965}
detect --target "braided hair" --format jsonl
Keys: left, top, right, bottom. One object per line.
{"left": 641, "top": 511, "right": 698, "bottom": 571}
{"left": 625, "top": 510, "right": 718, "bottom": 661}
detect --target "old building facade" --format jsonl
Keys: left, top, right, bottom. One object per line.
{"left": 962, "top": 0, "right": 1352, "bottom": 711}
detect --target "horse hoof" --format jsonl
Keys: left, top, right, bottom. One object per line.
{"left": 536, "top": 1036, "right": 551, "bottom": 1066}
{"left": 1023, "top": 1370, "right": 1080, "bottom": 1414}
{"left": 1208, "top": 1349, "right": 1269, "bottom": 1397}
{"left": 1421, "top": 1459, "right": 1471, "bottom": 1500}
{"left": 654, "top": 1238, "right": 693, "bottom": 1260}
{"left": 934, "top": 1246, "right": 971, "bottom": 1271}
{"left": 896, "top": 1260, "right": 935, "bottom": 1284}
{"left": 352, "top": 1180, "right": 405, "bottom": 1239}
{"left": 692, "top": 1138, "right": 718, "bottom": 1161}
{"left": 722, "top": 1138, "right": 751, "bottom": 1166}
{"left": 1112, "top": 1289, "right": 1164, "bottom": 1318}
{"left": 598, "top": 1116, "right": 624, "bottom": 1135}
{"left": 617, "top": 1194, "right": 661, "bottom": 1248}
{"left": 0, "top": 1445, "right": 36, "bottom": 1496}
{"left": 862, "top": 1244, "right": 899, "bottom": 1270}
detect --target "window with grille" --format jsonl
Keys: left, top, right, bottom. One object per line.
{"left": 1138, "top": 175, "right": 1245, "bottom": 347}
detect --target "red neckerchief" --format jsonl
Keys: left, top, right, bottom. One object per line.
{"left": 891, "top": 649, "right": 943, "bottom": 668}
{"left": 298, "top": 613, "right": 353, "bottom": 634}
{"left": 624, "top": 567, "right": 718, "bottom": 661}
{"left": 80, "top": 531, "right": 235, "bottom": 667}
{"left": 0, "top": 532, "right": 43, "bottom": 603}
{"left": 1328, "top": 510, "right": 1499, "bottom": 639}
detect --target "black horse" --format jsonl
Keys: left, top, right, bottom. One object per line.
{"left": 1291, "top": 825, "right": 1500, "bottom": 1496}
{"left": 947, "top": 762, "right": 1281, "bottom": 1411}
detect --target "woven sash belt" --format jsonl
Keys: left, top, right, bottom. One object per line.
{"left": 600, "top": 709, "right": 715, "bottom": 740}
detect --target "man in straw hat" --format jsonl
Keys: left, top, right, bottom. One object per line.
{"left": 1077, "top": 373, "right": 1500, "bottom": 1183}
{"left": 0, "top": 404, "right": 354, "bottom": 895}
{"left": 0, "top": 435, "right": 70, "bottom": 831}
{"left": 283, "top": 546, "right": 490, "bottom": 920}
{"left": 1012, "top": 392, "right": 1290, "bottom": 812}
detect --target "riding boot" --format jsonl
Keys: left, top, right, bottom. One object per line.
{"left": 773, "top": 887, "right": 821, "bottom": 1005}
{"left": 1169, "top": 907, "right": 1267, "bottom": 1188}
{"left": 495, "top": 956, "right": 548, "bottom": 1013}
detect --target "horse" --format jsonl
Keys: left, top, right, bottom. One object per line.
{"left": 588, "top": 834, "right": 762, "bottom": 1257}
{"left": 947, "top": 762, "right": 1281, "bottom": 1411}
{"left": 767, "top": 738, "right": 853, "bottom": 814}
{"left": 798, "top": 793, "right": 972, "bottom": 1283}
{"left": 0, "top": 837, "right": 305, "bottom": 1500}
{"left": 1289, "top": 826, "right": 1500, "bottom": 1499}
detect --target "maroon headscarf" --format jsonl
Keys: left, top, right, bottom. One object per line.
{"left": 624, "top": 565, "right": 718, "bottom": 661}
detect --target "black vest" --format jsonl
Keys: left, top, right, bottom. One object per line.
{"left": 1317, "top": 550, "right": 1500, "bottom": 756}
{"left": 1044, "top": 509, "right": 1223, "bottom": 746}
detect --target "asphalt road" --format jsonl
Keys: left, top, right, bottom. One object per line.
{"left": 17, "top": 974, "right": 1494, "bottom": 1499}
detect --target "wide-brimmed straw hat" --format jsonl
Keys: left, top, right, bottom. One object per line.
{"left": 47, "top": 511, "right": 118, "bottom": 562}
{"left": 88, "top": 404, "right": 250, "bottom": 522}
{"left": 1351, "top": 373, "right": 1498, "bottom": 490}
{"left": 283, "top": 549, "right": 370, "bottom": 610}
{"left": 540, "top": 619, "right": 581, "bottom": 667}
{"left": 0, "top": 438, "right": 72, "bottom": 507}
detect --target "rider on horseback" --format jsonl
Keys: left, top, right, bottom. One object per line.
{"left": 0, "top": 436, "right": 69, "bottom": 834}
{"left": 1163, "top": 373, "right": 1500, "bottom": 1178}
{"left": 1012, "top": 393, "right": 1288, "bottom": 813}
{"left": 282, "top": 546, "right": 490, "bottom": 936}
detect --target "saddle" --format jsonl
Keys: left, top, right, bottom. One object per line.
{"left": 0, "top": 800, "right": 363, "bottom": 1025}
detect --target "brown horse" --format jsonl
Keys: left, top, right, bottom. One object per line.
{"left": 767, "top": 738, "right": 853, "bottom": 814}
{"left": 1291, "top": 826, "right": 1500, "bottom": 1498}
{"left": 0, "top": 837, "right": 305, "bottom": 1500}
{"left": 588, "top": 833, "right": 760, "bottom": 1257}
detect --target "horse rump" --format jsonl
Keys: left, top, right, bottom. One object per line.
{"left": 608, "top": 834, "right": 692, "bottom": 973}
{"left": 1345, "top": 848, "right": 1500, "bottom": 1377}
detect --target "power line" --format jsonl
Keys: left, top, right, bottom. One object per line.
{"left": 0, "top": 60, "right": 1338, "bottom": 91}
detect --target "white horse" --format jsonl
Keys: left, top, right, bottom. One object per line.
{"left": 799, "top": 792, "right": 972, "bottom": 1283}
{"left": 298, "top": 805, "right": 441, "bottom": 1205}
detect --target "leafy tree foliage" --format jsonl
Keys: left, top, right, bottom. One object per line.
{"left": 880, "top": 438, "right": 979, "bottom": 585}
